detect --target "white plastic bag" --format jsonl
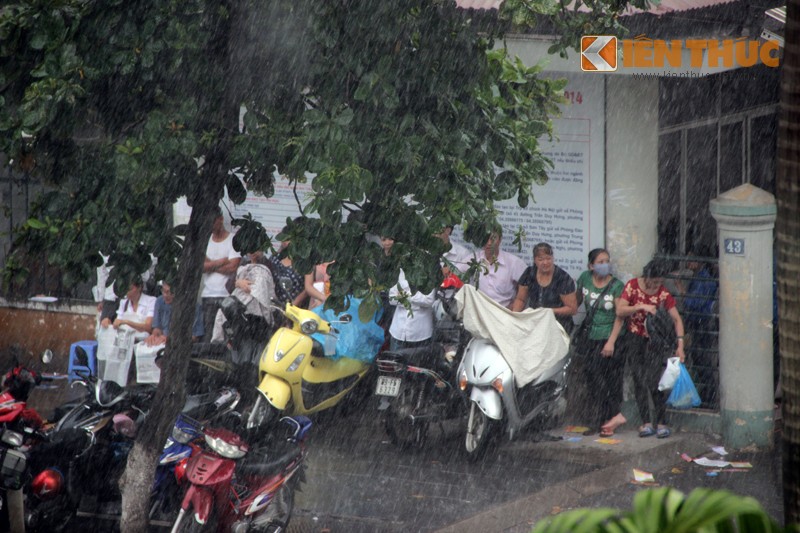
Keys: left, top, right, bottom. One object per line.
{"left": 658, "top": 356, "right": 681, "bottom": 391}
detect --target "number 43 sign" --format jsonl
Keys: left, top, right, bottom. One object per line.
{"left": 724, "top": 238, "right": 745, "bottom": 256}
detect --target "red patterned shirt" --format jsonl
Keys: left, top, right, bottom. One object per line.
{"left": 620, "top": 278, "right": 676, "bottom": 337}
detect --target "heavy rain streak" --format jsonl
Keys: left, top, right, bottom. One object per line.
{"left": 0, "top": 0, "right": 796, "bottom": 532}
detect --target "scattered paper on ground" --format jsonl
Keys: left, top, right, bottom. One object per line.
{"left": 565, "top": 436, "right": 583, "bottom": 443}
{"left": 680, "top": 453, "right": 694, "bottom": 462}
{"left": 728, "top": 461, "right": 753, "bottom": 469}
{"left": 564, "top": 426, "right": 589, "bottom": 433}
{"left": 633, "top": 469, "right": 655, "bottom": 483}
{"left": 595, "top": 437, "right": 622, "bottom": 445}
{"left": 694, "top": 457, "right": 731, "bottom": 468}
{"left": 706, "top": 470, "right": 720, "bottom": 477}
{"left": 712, "top": 446, "right": 728, "bottom": 456}
{"left": 671, "top": 467, "right": 683, "bottom": 474}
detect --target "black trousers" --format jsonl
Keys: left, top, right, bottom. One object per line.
{"left": 578, "top": 339, "right": 624, "bottom": 428}
{"left": 622, "top": 333, "right": 670, "bottom": 427}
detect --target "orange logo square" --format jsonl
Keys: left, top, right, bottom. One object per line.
{"left": 581, "top": 36, "right": 618, "bottom": 72}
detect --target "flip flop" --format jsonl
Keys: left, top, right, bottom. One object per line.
{"left": 599, "top": 429, "right": 615, "bottom": 437}
{"left": 639, "top": 426, "right": 656, "bottom": 438}
{"left": 657, "top": 427, "right": 671, "bottom": 439}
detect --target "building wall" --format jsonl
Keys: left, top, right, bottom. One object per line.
{"left": 0, "top": 302, "right": 95, "bottom": 364}
{"left": 605, "top": 76, "right": 660, "bottom": 280}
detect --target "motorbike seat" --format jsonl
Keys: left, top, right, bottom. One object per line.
{"left": 384, "top": 343, "right": 443, "bottom": 364}
{"left": 236, "top": 440, "right": 301, "bottom": 478}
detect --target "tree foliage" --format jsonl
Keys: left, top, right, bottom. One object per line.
{"left": 0, "top": 0, "right": 569, "bottom": 310}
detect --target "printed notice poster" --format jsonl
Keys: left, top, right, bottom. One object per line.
{"left": 200, "top": 74, "right": 605, "bottom": 281}
{"left": 492, "top": 73, "right": 605, "bottom": 279}
{"left": 230, "top": 176, "right": 316, "bottom": 248}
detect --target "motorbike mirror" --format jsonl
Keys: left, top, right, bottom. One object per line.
{"left": 338, "top": 314, "right": 352, "bottom": 324}
{"left": 41, "top": 349, "right": 54, "bottom": 364}
{"left": 75, "top": 346, "right": 90, "bottom": 367}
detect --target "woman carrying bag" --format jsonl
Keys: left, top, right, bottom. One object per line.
{"left": 574, "top": 248, "right": 626, "bottom": 437}
{"left": 616, "top": 259, "right": 686, "bottom": 439}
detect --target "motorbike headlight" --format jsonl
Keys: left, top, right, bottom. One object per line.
{"left": 205, "top": 432, "right": 248, "bottom": 459}
{"left": 171, "top": 424, "right": 198, "bottom": 445}
{"left": 300, "top": 319, "right": 318, "bottom": 335}
{"left": 1, "top": 430, "right": 23, "bottom": 447}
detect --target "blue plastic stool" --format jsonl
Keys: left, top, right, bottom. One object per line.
{"left": 68, "top": 340, "right": 98, "bottom": 382}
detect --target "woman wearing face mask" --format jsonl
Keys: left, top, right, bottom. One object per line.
{"left": 574, "top": 248, "right": 626, "bottom": 436}
{"left": 616, "top": 259, "right": 686, "bottom": 439}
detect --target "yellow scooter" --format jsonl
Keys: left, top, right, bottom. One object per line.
{"left": 246, "top": 303, "right": 371, "bottom": 428}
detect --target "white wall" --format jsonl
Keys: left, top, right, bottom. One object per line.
{"left": 604, "top": 76, "right": 660, "bottom": 280}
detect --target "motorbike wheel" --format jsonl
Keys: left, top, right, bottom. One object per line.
{"left": 172, "top": 508, "right": 214, "bottom": 532}
{"left": 464, "top": 400, "right": 498, "bottom": 462}
{"left": 384, "top": 384, "right": 428, "bottom": 450}
{"left": 246, "top": 394, "right": 279, "bottom": 431}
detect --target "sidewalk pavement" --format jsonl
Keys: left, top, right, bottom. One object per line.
{"left": 435, "top": 422, "right": 783, "bottom": 533}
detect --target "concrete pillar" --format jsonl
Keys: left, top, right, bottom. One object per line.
{"left": 709, "top": 184, "right": 776, "bottom": 449}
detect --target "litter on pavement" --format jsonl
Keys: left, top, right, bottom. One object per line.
{"left": 693, "top": 457, "right": 731, "bottom": 468}
{"left": 632, "top": 469, "right": 655, "bottom": 483}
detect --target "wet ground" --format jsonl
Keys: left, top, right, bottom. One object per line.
{"left": 289, "top": 411, "right": 600, "bottom": 532}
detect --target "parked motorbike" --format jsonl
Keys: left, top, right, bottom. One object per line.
{"left": 170, "top": 415, "right": 312, "bottom": 532}
{"left": 246, "top": 303, "right": 368, "bottom": 429}
{"left": 0, "top": 352, "right": 64, "bottom": 532}
{"left": 25, "top": 346, "right": 242, "bottom": 531}
{"left": 456, "top": 286, "right": 570, "bottom": 461}
{"left": 375, "top": 275, "right": 470, "bottom": 449}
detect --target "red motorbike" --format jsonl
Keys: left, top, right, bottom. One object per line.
{"left": 170, "top": 416, "right": 311, "bottom": 533}
{"left": 0, "top": 352, "right": 64, "bottom": 532}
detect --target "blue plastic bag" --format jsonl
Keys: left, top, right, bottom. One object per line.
{"left": 310, "top": 297, "right": 385, "bottom": 363}
{"left": 667, "top": 362, "right": 701, "bottom": 409}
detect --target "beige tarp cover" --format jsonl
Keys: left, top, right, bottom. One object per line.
{"left": 455, "top": 284, "right": 570, "bottom": 388}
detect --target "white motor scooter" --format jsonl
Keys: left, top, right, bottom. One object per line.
{"left": 455, "top": 285, "right": 570, "bottom": 461}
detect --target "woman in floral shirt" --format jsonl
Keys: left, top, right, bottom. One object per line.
{"left": 616, "top": 259, "right": 685, "bottom": 439}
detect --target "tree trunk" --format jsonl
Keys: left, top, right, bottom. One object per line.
{"left": 118, "top": 185, "right": 221, "bottom": 532}
{"left": 778, "top": 0, "right": 800, "bottom": 525}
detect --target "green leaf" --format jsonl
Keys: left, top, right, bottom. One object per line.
{"left": 226, "top": 174, "right": 247, "bottom": 204}
{"left": 26, "top": 218, "right": 47, "bottom": 230}
{"left": 358, "top": 293, "right": 381, "bottom": 324}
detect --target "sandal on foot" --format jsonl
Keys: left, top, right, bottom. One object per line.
{"left": 656, "top": 427, "right": 671, "bottom": 439}
{"left": 639, "top": 426, "right": 656, "bottom": 438}
{"left": 601, "top": 414, "right": 627, "bottom": 435}
{"left": 599, "top": 428, "right": 615, "bottom": 437}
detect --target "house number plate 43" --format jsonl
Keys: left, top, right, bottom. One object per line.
{"left": 724, "top": 238, "right": 745, "bottom": 256}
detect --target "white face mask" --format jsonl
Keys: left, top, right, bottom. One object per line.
{"left": 593, "top": 263, "right": 612, "bottom": 277}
